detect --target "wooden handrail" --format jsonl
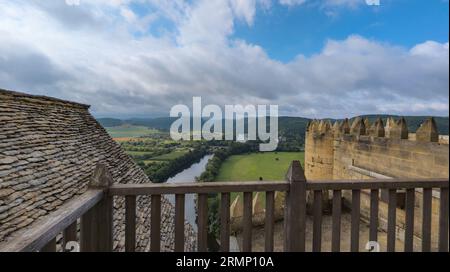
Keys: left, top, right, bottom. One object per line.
{"left": 0, "top": 189, "right": 104, "bottom": 252}
{"left": 108, "top": 178, "right": 448, "bottom": 196}
{"left": 306, "top": 178, "right": 448, "bottom": 190}
{"left": 109, "top": 180, "right": 290, "bottom": 195}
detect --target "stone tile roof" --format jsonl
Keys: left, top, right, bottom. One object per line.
{"left": 0, "top": 88, "right": 196, "bottom": 251}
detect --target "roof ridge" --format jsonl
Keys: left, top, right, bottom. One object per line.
{"left": 0, "top": 88, "right": 90, "bottom": 109}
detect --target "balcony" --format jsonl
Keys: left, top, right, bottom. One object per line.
{"left": 0, "top": 161, "right": 448, "bottom": 252}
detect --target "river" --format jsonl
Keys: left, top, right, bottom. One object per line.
{"left": 166, "top": 154, "right": 213, "bottom": 231}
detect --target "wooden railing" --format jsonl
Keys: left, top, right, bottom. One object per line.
{"left": 0, "top": 164, "right": 114, "bottom": 252}
{"left": 0, "top": 161, "right": 448, "bottom": 252}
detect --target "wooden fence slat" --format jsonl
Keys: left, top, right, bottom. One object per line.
{"left": 63, "top": 221, "right": 77, "bottom": 252}
{"left": 422, "top": 188, "right": 432, "bottom": 252}
{"left": 332, "top": 190, "right": 341, "bottom": 252}
{"left": 369, "top": 189, "right": 379, "bottom": 243}
{"left": 150, "top": 194, "right": 161, "bottom": 252}
{"left": 175, "top": 194, "right": 185, "bottom": 252}
{"left": 387, "top": 189, "right": 397, "bottom": 252}
{"left": 404, "top": 189, "right": 415, "bottom": 252}
{"left": 313, "top": 190, "right": 323, "bottom": 252}
{"left": 197, "top": 193, "right": 208, "bottom": 252}
{"left": 80, "top": 205, "right": 96, "bottom": 252}
{"left": 125, "top": 195, "right": 136, "bottom": 252}
{"left": 438, "top": 188, "right": 449, "bottom": 252}
{"left": 220, "top": 193, "right": 230, "bottom": 252}
{"left": 243, "top": 192, "right": 253, "bottom": 252}
{"left": 41, "top": 238, "right": 56, "bottom": 252}
{"left": 265, "top": 191, "right": 275, "bottom": 252}
{"left": 351, "top": 189, "right": 360, "bottom": 252}
{"left": 284, "top": 161, "right": 307, "bottom": 252}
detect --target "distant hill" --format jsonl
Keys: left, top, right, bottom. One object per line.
{"left": 97, "top": 115, "right": 449, "bottom": 136}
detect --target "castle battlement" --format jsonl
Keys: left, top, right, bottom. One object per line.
{"left": 305, "top": 116, "right": 449, "bottom": 248}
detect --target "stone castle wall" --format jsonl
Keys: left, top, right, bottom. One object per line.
{"left": 305, "top": 117, "right": 449, "bottom": 249}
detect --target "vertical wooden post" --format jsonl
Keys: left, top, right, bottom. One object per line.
{"left": 80, "top": 164, "right": 114, "bottom": 252}
{"left": 197, "top": 193, "right": 208, "bottom": 252}
{"left": 422, "top": 188, "right": 432, "bottom": 252}
{"left": 369, "top": 189, "right": 379, "bottom": 243}
{"left": 331, "top": 190, "right": 342, "bottom": 252}
{"left": 41, "top": 238, "right": 56, "bottom": 252}
{"left": 220, "top": 193, "right": 231, "bottom": 252}
{"left": 438, "top": 187, "right": 449, "bottom": 252}
{"left": 265, "top": 191, "right": 275, "bottom": 252}
{"left": 284, "top": 161, "right": 307, "bottom": 252}
{"left": 150, "top": 194, "right": 161, "bottom": 252}
{"left": 125, "top": 195, "right": 136, "bottom": 252}
{"left": 350, "top": 189, "right": 361, "bottom": 252}
{"left": 243, "top": 192, "right": 253, "bottom": 252}
{"left": 175, "top": 194, "right": 185, "bottom": 252}
{"left": 63, "top": 221, "right": 78, "bottom": 251}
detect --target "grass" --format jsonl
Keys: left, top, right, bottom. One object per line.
{"left": 147, "top": 150, "right": 189, "bottom": 161}
{"left": 215, "top": 152, "right": 304, "bottom": 205}
{"left": 216, "top": 152, "right": 304, "bottom": 181}
{"left": 106, "top": 125, "right": 159, "bottom": 138}
{"left": 126, "top": 151, "right": 152, "bottom": 156}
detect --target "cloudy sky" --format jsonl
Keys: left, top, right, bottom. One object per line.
{"left": 0, "top": 0, "right": 448, "bottom": 118}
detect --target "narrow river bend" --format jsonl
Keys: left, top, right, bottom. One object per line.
{"left": 165, "top": 154, "right": 213, "bottom": 231}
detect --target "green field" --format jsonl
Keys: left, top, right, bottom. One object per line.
{"left": 215, "top": 152, "right": 304, "bottom": 206}
{"left": 216, "top": 152, "right": 304, "bottom": 181}
{"left": 106, "top": 125, "right": 159, "bottom": 138}
{"left": 147, "top": 150, "right": 189, "bottom": 161}
{"left": 126, "top": 150, "right": 153, "bottom": 157}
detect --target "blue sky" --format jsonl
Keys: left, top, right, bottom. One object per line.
{"left": 233, "top": 0, "right": 449, "bottom": 61}
{"left": 0, "top": 0, "right": 448, "bottom": 118}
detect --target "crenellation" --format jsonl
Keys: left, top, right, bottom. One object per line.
{"left": 363, "top": 117, "right": 370, "bottom": 135}
{"left": 369, "top": 118, "right": 385, "bottom": 138}
{"left": 340, "top": 118, "right": 350, "bottom": 134}
{"left": 416, "top": 117, "right": 439, "bottom": 143}
{"left": 388, "top": 117, "right": 409, "bottom": 139}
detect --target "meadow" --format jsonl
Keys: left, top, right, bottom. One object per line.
{"left": 214, "top": 152, "right": 304, "bottom": 205}
{"left": 106, "top": 125, "right": 160, "bottom": 138}
{"left": 215, "top": 152, "right": 304, "bottom": 181}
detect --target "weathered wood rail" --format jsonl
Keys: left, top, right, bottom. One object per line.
{"left": 0, "top": 161, "right": 448, "bottom": 252}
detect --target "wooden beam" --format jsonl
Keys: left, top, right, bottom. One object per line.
{"left": 110, "top": 181, "right": 290, "bottom": 196}
{"left": 125, "top": 195, "right": 136, "bottom": 252}
{"left": 220, "top": 193, "right": 230, "bottom": 252}
{"left": 438, "top": 188, "right": 449, "bottom": 252}
{"left": 150, "top": 194, "right": 161, "bottom": 252}
{"left": 243, "top": 192, "right": 253, "bottom": 252}
{"left": 63, "top": 221, "right": 77, "bottom": 252}
{"left": 197, "top": 194, "right": 208, "bottom": 252}
{"left": 387, "top": 189, "right": 397, "bottom": 252}
{"left": 109, "top": 178, "right": 447, "bottom": 196}
{"left": 422, "top": 188, "right": 432, "bottom": 252}
{"left": 0, "top": 189, "right": 103, "bottom": 252}
{"left": 404, "top": 189, "right": 415, "bottom": 252}
{"left": 284, "top": 161, "right": 307, "bottom": 252}
{"left": 312, "top": 190, "right": 323, "bottom": 252}
{"left": 369, "top": 189, "right": 379, "bottom": 243}
{"left": 307, "top": 179, "right": 448, "bottom": 191}
{"left": 351, "top": 190, "right": 360, "bottom": 252}
{"left": 265, "top": 191, "right": 275, "bottom": 252}
{"left": 331, "top": 190, "right": 342, "bottom": 252}
{"left": 175, "top": 194, "right": 185, "bottom": 252}
{"left": 40, "top": 238, "right": 56, "bottom": 252}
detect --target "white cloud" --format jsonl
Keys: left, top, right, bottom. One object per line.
{"left": 279, "top": 0, "right": 307, "bottom": 7}
{"left": 0, "top": 0, "right": 448, "bottom": 119}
